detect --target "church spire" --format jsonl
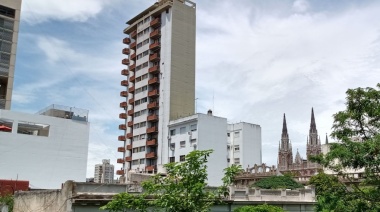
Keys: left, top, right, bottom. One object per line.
{"left": 282, "top": 113, "right": 288, "bottom": 138}
{"left": 325, "top": 133, "right": 329, "bottom": 144}
{"left": 310, "top": 107, "right": 317, "bottom": 133}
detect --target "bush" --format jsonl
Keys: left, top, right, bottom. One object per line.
{"left": 234, "top": 204, "right": 285, "bottom": 212}
{"left": 252, "top": 175, "right": 303, "bottom": 189}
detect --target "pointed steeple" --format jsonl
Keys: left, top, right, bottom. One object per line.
{"left": 295, "top": 149, "right": 302, "bottom": 164}
{"left": 310, "top": 107, "right": 317, "bottom": 133}
{"left": 282, "top": 113, "right": 288, "bottom": 138}
{"left": 325, "top": 133, "right": 329, "bottom": 144}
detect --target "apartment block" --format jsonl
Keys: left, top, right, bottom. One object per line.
{"left": 94, "top": 159, "right": 115, "bottom": 183}
{"left": 0, "top": 0, "right": 21, "bottom": 110}
{"left": 118, "top": 0, "right": 196, "bottom": 180}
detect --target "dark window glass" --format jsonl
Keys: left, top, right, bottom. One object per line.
{"left": 0, "top": 5, "right": 16, "bottom": 18}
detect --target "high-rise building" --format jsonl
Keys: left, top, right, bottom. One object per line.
{"left": 0, "top": 0, "right": 21, "bottom": 110}
{"left": 117, "top": 0, "right": 196, "bottom": 180}
{"left": 94, "top": 159, "right": 115, "bottom": 183}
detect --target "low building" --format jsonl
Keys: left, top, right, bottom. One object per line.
{"left": 0, "top": 104, "right": 90, "bottom": 189}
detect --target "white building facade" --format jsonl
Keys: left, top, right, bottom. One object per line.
{"left": 94, "top": 159, "right": 115, "bottom": 183}
{"left": 0, "top": 105, "right": 90, "bottom": 189}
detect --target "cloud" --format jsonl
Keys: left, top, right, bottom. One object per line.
{"left": 292, "top": 0, "right": 310, "bottom": 13}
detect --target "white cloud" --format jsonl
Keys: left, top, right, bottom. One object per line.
{"left": 292, "top": 0, "right": 310, "bottom": 13}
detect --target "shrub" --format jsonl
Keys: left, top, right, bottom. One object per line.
{"left": 252, "top": 175, "right": 303, "bottom": 189}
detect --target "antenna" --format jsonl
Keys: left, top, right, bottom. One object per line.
{"left": 212, "top": 90, "right": 214, "bottom": 114}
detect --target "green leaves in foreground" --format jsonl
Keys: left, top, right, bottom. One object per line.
{"left": 252, "top": 175, "right": 303, "bottom": 190}
{"left": 234, "top": 204, "right": 285, "bottom": 212}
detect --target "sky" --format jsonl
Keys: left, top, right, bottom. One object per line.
{"left": 13, "top": 0, "right": 380, "bottom": 179}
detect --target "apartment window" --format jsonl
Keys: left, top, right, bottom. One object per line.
{"left": 133, "top": 135, "right": 139, "bottom": 141}
{"left": 133, "top": 124, "right": 139, "bottom": 129}
{"left": 139, "top": 146, "right": 145, "bottom": 152}
{"left": 140, "top": 122, "right": 146, "bottom": 127}
{"left": 142, "top": 74, "right": 148, "bottom": 80}
{"left": 140, "top": 159, "right": 145, "bottom": 164}
{"left": 180, "top": 155, "right": 185, "bottom": 162}
{"left": 0, "top": 118, "right": 12, "bottom": 133}
{"left": 143, "top": 50, "right": 149, "bottom": 57}
{"left": 141, "top": 97, "right": 147, "bottom": 103}
{"left": 142, "top": 62, "right": 148, "bottom": 68}
{"left": 140, "top": 134, "right": 146, "bottom": 139}
{"left": 134, "top": 111, "right": 140, "bottom": 117}
{"left": 133, "top": 148, "right": 138, "bottom": 153}
{"left": 141, "top": 86, "right": 147, "bottom": 92}
{"left": 234, "top": 145, "right": 240, "bottom": 152}
{"left": 0, "top": 6, "right": 16, "bottom": 18}
{"left": 140, "top": 109, "right": 147, "bottom": 115}
{"left": 137, "top": 42, "right": 142, "bottom": 49}
{"left": 17, "top": 121, "right": 50, "bottom": 137}
{"left": 180, "top": 141, "right": 185, "bottom": 148}
{"left": 190, "top": 124, "right": 197, "bottom": 131}
{"left": 190, "top": 139, "right": 196, "bottom": 145}
{"left": 136, "top": 76, "right": 142, "bottom": 82}
{"left": 170, "top": 129, "right": 176, "bottom": 136}
{"left": 132, "top": 160, "right": 139, "bottom": 165}
{"left": 144, "top": 17, "right": 150, "bottom": 23}
{"left": 234, "top": 131, "right": 240, "bottom": 138}
{"left": 170, "top": 143, "right": 175, "bottom": 150}
{"left": 169, "top": 157, "right": 175, "bottom": 163}
{"left": 143, "top": 39, "right": 149, "bottom": 45}
{"left": 135, "top": 100, "right": 141, "bottom": 106}
{"left": 180, "top": 127, "right": 186, "bottom": 134}
{"left": 234, "top": 158, "right": 240, "bottom": 164}
{"left": 144, "top": 28, "right": 149, "bottom": 34}
{"left": 227, "top": 133, "right": 230, "bottom": 137}
{"left": 227, "top": 158, "right": 230, "bottom": 163}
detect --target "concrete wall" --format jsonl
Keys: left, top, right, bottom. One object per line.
{"left": 0, "top": 110, "right": 90, "bottom": 189}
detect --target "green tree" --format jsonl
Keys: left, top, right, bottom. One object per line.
{"left": 101, "top": 150, "right": 218, "bottom": 212}
{"left": 252, "top": 175, "right": 303, "bottom": 190}
{"left": 311, "top": 83, "right": 380, "bottom": 211}
{"left": 0, "top": 195, "right": 14, "bottom": 212}
{"left": 233, "top": 204, "right": 285, "bottom": 212}
{"left": 219, "top": 164, "right": 243, "bottom": 199}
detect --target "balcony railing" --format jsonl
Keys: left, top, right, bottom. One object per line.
{"left": 147, "top": 114, "right": 159, "bottom": 122}
{"left": 131, "top": 30, "right": 137, "bottom": 39}
{"left": 150, "top": 18, "right": 161, "bottom": 27}
{"left": 149, "top": 53, "right": 160, "bottom": 62}
{"left": 127, "top": 144, "right": 132, "bottom": 150}
{"left": 147, "top": 101, "right": 159, "bottom": 109}
{"left": 149, "top": 42, "right": 160, "bottom": 50}
{"left": 116, "top": 170, "right": 124, "bottom": 175}
{"left": 148, "top": 65, "right": 159, "bottom": 74}
{"left": 130, "top": 53, "right": 136, "bottom": 60}
{"left": 130, "top": 42, "right": 136, "bottom": 49}
{"left": 146, "top": 152, "right": 157, "bottom": 159}
{"left": 119, "top": 113, "right": 127, "bottom": 119}
{"left": 120, "top": 101, "right": 127, "bottom": 108}
{"left": 128, "top": 109, "right": 134, "bottom": 116}
{"left": 148, "top": 89, "right": 159, "bottom": 97}
{"left": 146, "top": 165, "right": 157, "bottom": 172}
{"left": 150, "top": 29, "right": 161, "bottom": 38}
{"left": 128, "top": 87, "right": 135, "bottom": 93}
{"left": 122, "top": 59, "right": 129, "bottom": 65}
{"left": 117, "top": 158, "right": 124, "bottom": 163}
{"left": 148, "top": 77, "right": 159, "bottom": 85}
{"left": 146, "top": 126, "right": 158, "bottom": 133}
{"left": 118, "top": 135, "right": 126, "bottom": 141}
{"left": 129, "top": 64, "right": 136, "bottom": 71}
{"left": 129, "top": 76, "right": 135, "bottom": 82}
{"left": 128, "top": 121, "right": 133, "bottom": 127}
{"left": 121, "top": 69, "right": 129, "bottom": 76}
{"left": 128, "top": 98, "right": 134, "bottom": 104}
{"left": 127, "top": 133, "right": 133, "bottom": 139}
{"left": 121, "top": 80, "right": 128, "bottom": 86}
{"left": 119, "top": 124, "right": 126, "bottom": 130}
{"left": 117, "top": 147, "right": 125, "bottom": 152}
{"left": 147, "top": 139, "right": 157, "bottom": 146}
{"left": 120, "top": 91, "right": 128, "bottom": 97}
{"left": 123, "top": 38, "right": 131, "bottom": 44}
{"left": 122, "top": 48, "right": 130, "bottom": 55}
{"left": 125, "top": 156, "right": 132, "bottom": 162}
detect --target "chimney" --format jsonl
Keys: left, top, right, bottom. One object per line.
{"left": 207, "top": 109, "right": 213, "bottom": 116}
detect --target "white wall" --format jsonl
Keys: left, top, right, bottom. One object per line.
{"left": 0, "top": 110, "right": 89, "bottom": 189}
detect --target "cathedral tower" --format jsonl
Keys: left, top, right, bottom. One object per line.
{"left": 306, "top": 108, "right": 321, "bottom": 167}
{"left": 278, "top": 114, "right": 293, "bottom": 171}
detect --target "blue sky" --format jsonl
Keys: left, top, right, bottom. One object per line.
{"left": 13, "top": 0, "right": 380, "bottom": 178}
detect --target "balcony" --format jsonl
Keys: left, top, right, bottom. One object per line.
{"left": 146, "top": 152, "right": 157, "bottom": 159}
{"left": 121, "top": 69, "right": 129, "bottom": 76}
{"left": 147, "top": 101, "right": 159, "bottom": 109}
{"left": 146, "top": 165, "right": 157, "bottom": 172}
{"left": 131, "top": 30, "right": 137, "bottom": 39}
{"left": 149, "top": 42, "right": 160, "bottom": 50}
{"left": 130, "top": 53, "right": 136, "bottom": 60}
{"left": 125, "top": 156, "right": 132, "bottom": 162}
{"left": 116, "top": 170, "right": 124, "bottom": 175}
{"left": 128, "top": 87, "right": 135, "bottom": 93}
{"left": 129, "top": 64, "right": 136, "bottom": 71}
{"left": 129, "top": 75, "right": 135, "bottom": 82}
{"left": 148, "top": 77, "right": 159, "bottom": 85}
{"left": 146, "top": 126, "right": 158, "bottom": 134}
{"left": 119, "top": 124, "right": 126, "bottom": 130}
{"left": 130, "top": 42, "right": 136, "bottom": 49}
{"left": 117, "top": 158, "right": 124, "bottom": 163}
{"left": 120, "top": 101, "right": 127, "bottom": 108}
{"left": 117, "top": 147, "right": 125, "bottom": 152}
{"left": 128, "top": 121, "right": 133, "bottom": 127}
{"left": 149, "top": 53, "right": 160, "bottom": 62}
{"left": 127, "top": 144, "right": 132, "bottom": 150}
{"left": 150, "top": 18, "right": 161, "bottom": 27}
{"left": 128, "top": 109, "right": 134, "bottom": 116}
{"left": 119, "top": 113, "right": 127, "bottom": 119}
{"left": 148, "top": 89, "right": 159, "bottom": 97}
{"left": 122, "top": 48, "right": 130, "bottom": 55}
{"left": 121, "top": 80, "right": 128, "bottom": 86}
{"left": 122, "top": 59, "right": 129, "bottom": 65}
{"left": 146, "top": 139, "right": 157, "bottom": 146}
{"left": 118, "top": 135, "right": 126, "bottom": 141}
{"left": 150, "top": 29, "right": 161, "bottom": 38}
{"left": 127, "top": 133, "right": 133, "bottom": 139}
{"left": 128, "top": 98, "right": 134, "bottom": 104}
{"left": 147, "top": 114, "right": 159, "bottom": 122}
{"left": 123, "top": 38, "right": 131, "bottom": 44}
{"left": 120, "top": 91, "right": 128, "bottom": 97}
{"left": 148, "top": 65, "right": 159, "bottom": 74}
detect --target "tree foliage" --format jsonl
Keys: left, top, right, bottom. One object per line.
{"left": 252, "top": 175, "right": 303, "bottom": 190}
{"left": 311, "top": 83, "right": 380, "bottom": 211}
{"left": 233, "top": 204, "right": 285, "bottom": 212}
{"left": 101, "top": 150, "right": 218, "bottom": 212}
{"left": 219, "top": 164, "right": 243, "bottom": 198}
{"left": 0, "top": 195, "right": 14, "bottom": 212}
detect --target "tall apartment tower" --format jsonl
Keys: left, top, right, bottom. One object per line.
{"left": 94, "top": 159, "right": 115, "bottom": 183}
{"left": 0, "top": 0, "right": 21, "bottom": 110}
{"left": 117, "top": 0, "right": 196, "bottom": 180}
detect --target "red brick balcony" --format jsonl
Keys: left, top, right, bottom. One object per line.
{"left": 121, "top": 80, "right": 128, "bottom": 86}
{"left": 149, "top": 53, "right": 160, "bottom": 62}
{"left": 117, "top": 147, "right": 125, "bottom": 152}
{"left": 123, "top": 38, "right": 131, "bottom": 44}
{"left": 127, "top": 144, "right": 132, "bottom": 150}
{"left": 128, "top": 87, "right": 135, "bottom": 93}
{"left": 146, "top": 165, "right": 156, "bottom": 172}
{"left": 127, "top": 133, "right": 133, "bottom": 139}
{"left": 128, "top": 109, "right": 134, "bottom": 116}
{"left": 130, "top": 42, "right": 136, "bottom": 49}
{"left": 125, "top": 156, "right": 132, "bottom": 162}
{"left": 119, "top": 113, "right": 127, "bottom": 119}
{"left": 130, "top": 53, "right": 136, "bottom": 60}
{"left": 119, "top": 124, "right": 126, "bottom": 130}
{"left": 148, "top": 89, "right": 159, "bottom": 97}
{"left": 122, "top": 48, "right": 130, "bottom": 55}
{"left": 148, "top": 65, "right": 159, "bottom": 74}
{"left": 129, "top": 64, "right": 136, "bottom": 71}
{"left": 120, "top": 101, "right": 127, "bottom": 108}
{"left": 147, "top": 101, "right": 159, "bottom": 109}
{"left": 150, "top": 29, "right": 161, "bottom": 38}
{"left": 150, "top": 18, "right": 161, "bottom": 27}
{"left": 120, "top": 91, "right": 128, "bottom": 97}
{"left": 146, "top": 126, "right": 158, "bottom": 133}
{"left": 117, "top": 158, "right": 124, "bottom": 163}
{"left": 149, "top": 42, "right": 160, "bottom": 50}
{"left": 121, "top": 69, "right": 129, "bottom": 76}
{"left": 127, "top": 121, "right": 133, "bottom": 127}
{"left": 146, "top": 152, "right": 157, "bottom": 159}
{"left": 147, "top": 114, "right": 159, "bottom": 122}
{"left": 146, "top": 139, "right": 157, "bottom": 146}
{"left": 129, "top": 75, "right": 135, "bottom": 82}
{"left": 131, "top": 30, "right": 137, "bottom": 39}
{"left": 116, "top": 170, "right": 124, "bottom": 175}
{"left": 128, "top": 98, "right": 134, "bottom": 104}
{"left": 148, "top": 77, "right": 159, "bottom": 85}
{"left": 118, "top": 135, "right": 126, "bottom": 141}
{"left": 122, "top": 59, "right": 129, "bottom": 65}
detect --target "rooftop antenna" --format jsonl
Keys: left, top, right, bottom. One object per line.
{"left": 212, "top": 90, "right": 215, "bottom": 114}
